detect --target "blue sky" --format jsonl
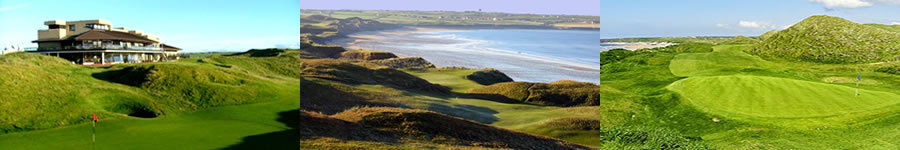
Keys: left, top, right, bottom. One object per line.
{"left": 0, "top": 0, "right": 300, "bottom": 52}
{"left": 300, "top": 0, "right": 601, "bottom": 16}
{"left": 600, "top": 0, "right": 900, "bottom": 38}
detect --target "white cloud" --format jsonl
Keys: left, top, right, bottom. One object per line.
{"left": 738, "top": 21, "right": 776, "bottom": 29}
{"left": 716, "top": 24, "right": 728, "bottom": 28}
{"left": 0, "top": 4, "right": 26, "bottom": 11}
{"left": 809, "top": 0, "right": 900, "bottom": 9}
{"left": 780, "top": 23, "right": 796, "bottom": 29}
{"left": 873, "top": 0, "right": 900, "bottom": 5}
{"left": 809, "top": 0, "right": 872, "bottom": 9}
{"left": 891, "top": 22, "right": 900, "bottom": 25}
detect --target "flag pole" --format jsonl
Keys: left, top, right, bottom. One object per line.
{"left": 92, "top": 113, "right": 97, "bottom": 150}
{"left": 92, "top": 120, "right": 95, "bottom": 150}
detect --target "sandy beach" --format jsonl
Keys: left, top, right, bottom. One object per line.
{"left": 326, "top": 27, "right": 604, "bottom": 83}
{"left": 603, "top": 42, "right": 675, "bottom": 50}
{"left": 342, "top": 27, "right": 467, "bottom": 50}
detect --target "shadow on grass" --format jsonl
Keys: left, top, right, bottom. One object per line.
{"left": 221, "top": 109, "right": 299, "bottom": 150}
{"left": 399, "top": 91, "right": 502, "bottom": 124}
{"left": 91, "top": 66, "right": 152, "bottom": 87}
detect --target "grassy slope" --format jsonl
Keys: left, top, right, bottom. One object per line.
{"left": 666, "top": 44, "right": 900, "bottom": 149}
{"left": 751, "top": 15, "right": 900, "bottom": 63}
{"left": 0, "top": 51, "right": 301, "bottom": 149}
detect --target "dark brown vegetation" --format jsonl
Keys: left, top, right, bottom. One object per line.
{"left": 301, "top": 107, "right": 591, "bottom": 149}
{"left": 337, "top": 50, "right": 398, "bottom": 60}
{"left": 300, "top": 58, "right": 450, "bottom": 94}
{"left": 369, "top": 57, "right": 436, "bottom": 69}
{"left": 465, "top": 68, "right": 514, "bottom": 85}
{"left": 468, "top": 80, "right": 638, "bottom": 106}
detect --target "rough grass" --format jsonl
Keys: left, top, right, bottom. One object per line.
{"left": 468, "top": 80, "right": 639, "bottom": 107}
{"left": 0, "top": 53, "right": 155, "bottom": 132}
{"left": 751, "top": 15, "right": 900, "bottom": 63}
{"left": 300, "top": 58, "right": 450, "bottom": 94}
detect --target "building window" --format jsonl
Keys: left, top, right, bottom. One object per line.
{"left": 84, "top": 24, "right": 109, "bottom": 30}
{"left": 69, "top": 25, "right": 75, "bottom": 31}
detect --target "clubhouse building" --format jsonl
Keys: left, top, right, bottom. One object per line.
{"left": 31, "top": 19, "right": 181, "bottom": 65}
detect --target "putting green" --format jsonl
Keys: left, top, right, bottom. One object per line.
{"left": 667, "top": 75, "right": 900, "bottom": 118}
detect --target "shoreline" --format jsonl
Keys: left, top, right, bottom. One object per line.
{"left": 602, "top": 42, "right": 675, "bottom": 50}
{"left": 340, "top": 27, "right": 469, "bottom": 50}
{"left": 327, "top": 26, "right": 605, "bottom": 83}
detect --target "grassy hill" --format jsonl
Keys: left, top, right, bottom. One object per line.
{"left": 0, "top": 49, "right": 301, "bottom": 149}
{"left": 865, "top": 23, "right": 900, "bottom": 33}
{"left": 751, "top": 15, "right": 900, "bottom": 63}
{"left": 300, "top": 15, "right": 399, "bottom": 43}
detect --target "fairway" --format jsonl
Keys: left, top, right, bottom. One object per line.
{"left": 669, "top": 44, "right": 774, "bottom": 77}
{"left": 667, "top": 75, "right": 900, "bottom": 118}
{"left": 401, "top": 68, "right": 483, "bottom": 93}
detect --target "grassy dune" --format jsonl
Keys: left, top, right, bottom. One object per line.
{"left": 0, "top": 50, "right": 301, "bottom": 149}
{"left": 752, "top": 15, "right": 900, "bottom": 63}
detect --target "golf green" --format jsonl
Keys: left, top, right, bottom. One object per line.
{"left": 667, "top": 75, "right": 900, "bottom": 118}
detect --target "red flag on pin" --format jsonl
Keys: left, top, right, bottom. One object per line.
{"left": 93, "top": 113, "right": 99, "bottom": 122}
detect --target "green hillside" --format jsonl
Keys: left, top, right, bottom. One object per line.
{"left": 751, "top": 15, "right": 900, "bottom": 63}
{"left": 0, "top": 50, "right": 301, "bottom": 149}
{"left": 865, "top": 23, "right": 900, "bottom": 33}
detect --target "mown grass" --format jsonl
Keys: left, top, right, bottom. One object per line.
{"left": 668, "top": 75, "right": 900, "bottom": 119}
{"left": 660, "top": 42, "right": 900, "bottom": 149}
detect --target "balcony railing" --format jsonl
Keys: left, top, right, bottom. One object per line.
{"left": 37, "top": 45, "right": 163, "bottom": 51}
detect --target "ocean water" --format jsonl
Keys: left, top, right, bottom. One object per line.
{"left": 333, "top": 29, "right": 612, "bottom": 83}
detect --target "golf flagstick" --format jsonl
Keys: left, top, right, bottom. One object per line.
{"left": 92, "top": 113, "right": 98, "bottom": 150}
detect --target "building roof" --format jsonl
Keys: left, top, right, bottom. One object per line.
{"left": 73, "top": 30, "right": 157, "bottom": 43}
{"left": 162, "top": 44, "right": 182, "bottom": 51}
{"left": 33, "top": 30, "right": 157, "bottom": 43}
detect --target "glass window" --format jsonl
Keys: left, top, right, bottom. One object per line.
{"left": 69, "top": 25, "right": 75, "bottom": 31}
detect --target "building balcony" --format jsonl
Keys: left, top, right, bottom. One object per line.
{"left": 37, "top": 45, "right": 163, "bottom": 51}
